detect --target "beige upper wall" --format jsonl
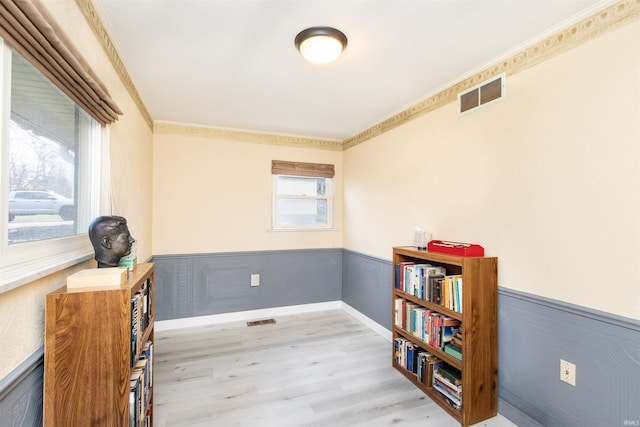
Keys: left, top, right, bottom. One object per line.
{"left": 153, "top": 130, "right": 342, "bottom": 254}
{"left": 343, "top": 19, "right": 640, "bottom": 319}
{"left": 0, "top": 1, "right": 153, "bottom": 378}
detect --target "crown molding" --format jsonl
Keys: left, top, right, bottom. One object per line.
{"left": 154, "top": 122, "right": 343, "bottom": 151}
{"left": 75, "top": 0, "right": 154, "bottom": 130}
{"left": 343, "top": 0, "right": 640, "bottom": 150}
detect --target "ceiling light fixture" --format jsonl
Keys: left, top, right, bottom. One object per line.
{"left": 294, "top": 27, "right": 348, "bottom": 64}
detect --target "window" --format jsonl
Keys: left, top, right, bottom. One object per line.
{"left": 0, "top": 2, "right": 121, "bottom": 292}
{"left": 0, "top": 42, "right": 106, "bottom": 291}
{"left": 272, "top": 160, "right": 334, "bottom": 230}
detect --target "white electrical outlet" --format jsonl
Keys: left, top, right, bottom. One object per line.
{"left": 250, "top": 274, "right": 260, "bottom": 287}
{"left": 560, "top": 359, "right": 576, "bottom": 386}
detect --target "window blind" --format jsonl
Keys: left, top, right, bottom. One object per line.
{"left": 271, "top": 160, "right": 335, "bottom": 178}
{"left": 0, "top": 0, "right": 122, "bottom": 125}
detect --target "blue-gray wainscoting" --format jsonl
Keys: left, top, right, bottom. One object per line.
{"left": 342, "top": 249, "right": 393, "bottom": 329}
{"left": 153, "top": 249, "right": 343, "bottom": 321}
{"left": 0, "top": 346, "right": 43, "bottom": 427}
{"left": 2, "top": 249, "right": 639, "bottom": 426}
{"left": 498, "top": 288, "right": 640, "bottom": 427}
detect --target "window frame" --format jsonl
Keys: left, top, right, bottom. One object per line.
{"left": 0, "top": 39, "right": 109, "bottom": 294}
{"left": 271, "top": 173, "right": 335, "bottom": 231}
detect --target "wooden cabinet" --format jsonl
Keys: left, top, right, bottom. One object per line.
{"left": 392, "top": 247, "right": 497, "bottom": 427}
{"left": 44, "top": 263, "right": 154, "bottom": 426}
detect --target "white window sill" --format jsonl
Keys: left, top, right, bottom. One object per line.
{"left": 0, "top": 250, "right": 93, "bottom": 294}
{"left": 269, "top": 227, "right": 339, "bottom": 232}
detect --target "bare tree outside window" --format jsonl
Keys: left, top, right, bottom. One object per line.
{"left": 10, "top": 122, "right": 74, "bottom": 194}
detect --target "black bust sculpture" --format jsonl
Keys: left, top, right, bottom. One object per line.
{"left": 88, "top": 215, "right": 135, "bottom": 268}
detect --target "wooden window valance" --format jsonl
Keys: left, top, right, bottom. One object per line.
{"left": 0, "top": 0, "right": 122, "bottom": 125}
{"left": 271, "top": 160, "right": 335, "bottom": 178}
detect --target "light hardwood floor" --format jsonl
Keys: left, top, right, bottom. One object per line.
{"left": 153, "top": 309, "right": 516, "bottom": 427}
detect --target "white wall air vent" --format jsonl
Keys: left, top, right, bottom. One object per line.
{"left": 458, "top": 73, "right": 506, "bottom": 116}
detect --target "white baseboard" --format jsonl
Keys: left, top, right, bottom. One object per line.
{"left": 340, "top": 302, "right": 392, "bottom": 342}
{"left": 155, "top": 301, "right": 343, "bottom": 332}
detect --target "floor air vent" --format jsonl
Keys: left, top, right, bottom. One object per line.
{"left": 458, "top": 73, "right": 506, "bottom": 116}
{"left": 247, "top": 318, "right": 276, "bottom": 326}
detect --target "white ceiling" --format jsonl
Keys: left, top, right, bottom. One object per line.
{"left": 93, "top": 0, "right": 609, "bottom": 141}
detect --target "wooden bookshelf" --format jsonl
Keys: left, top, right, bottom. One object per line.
{"left": 392, "top": 247, "right": 497, "bottom": 427}
{"left": 44, "top": 263, "right": 154, "bottom": 427}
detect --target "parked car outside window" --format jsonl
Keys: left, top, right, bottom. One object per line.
{"left": 8, "top": 190, "right": 75, "bottom": 221}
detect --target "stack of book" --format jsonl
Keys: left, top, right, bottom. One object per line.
{"left": 443, "top": 330, "right": 463, "bottom": 360}
{"left": 394, "top": 263, "right": 463, "bottom": 312}
{"left": 427, "top": 274, "right": 463, "bottom": 312}
{"left": 417, "top": 351, "right": 442, "bottom": 387}
{"left": 130, "top": 341, "right": 153, "bottom": 427}
{"left": 130, "top": 278, "right": 153, "bottom": 367}
{"left": 394, "top": 338, "right": 419, "bottom": 374}
{"left": 394, "top": 298, "right": 461, "bottom": 349}
{"left": 395, "top": 262, "right": 446, "bottom": 299}
{"left": 433, "top": 364, "right": 462, "bottom": 410}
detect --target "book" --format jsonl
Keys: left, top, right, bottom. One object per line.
{"left": 394, "top": 338, "right": 408, "bottom": 366}
{"left": 443, "top": 275, "right": 451, "bottom": 309}
{"left": 434, "top": 370, "right": 462, "bottom": 394}
{"left": 437, "top": 364, "right": 462, "bottom": 385}
{"left": 394, "top": 298, "right": 403, "bottom": 328}
{"left": 417, "top": 352, "right": 441, "bottom": 387}
{"left": 428, "top": 274, "right": 444, "bottom": 304}
{"left": 67, "top": 267, "right": 127, "bottom": 289}
{"left": 406, "top": 342, "right": 419, "bottom": 374}
{"left": 141, "top": 341, "right": 154, "bottom": 387}
{"left": 145, "top": 278, "right": 153, "bottom": 326}
{"left": 439, "top": 317, "right": 461, "bottom": 349}
{"left": 431, "top": 277, "right": 444, "bottom": 305}
{"left": 444, "top": 343, "right": 462, "bottom": 360}
{"left": 406, "top": 302, "right": 421, "bottom": 335}
{"left": 451, "top": 334, "right": 463, "bottom": 347}
{"left": 433, "top": 382, "right": 462, "bottom": 409}
{"left": 396, "top": 262, "right": 414, "bottom": 292}
{"left": 422, "top": 266, "right": 446, "bottom": 300}
{"left": 131, "top": 295, "right": 140, "bottom": 367}
{"left": 454, "top": 276, "right": 463, "bottom": 312}
{"left": 446, "top": 274, "right": 462, "bottom": 311}
{"left": 129, "top": 379, "right": 138, "bottom": 427}
{"left": 134, "top": 357, "right": 150, "bottom": 405}
{"left": 130, "top": 370, "right": 144, "bottom": 426}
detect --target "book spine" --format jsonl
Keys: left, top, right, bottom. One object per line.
{"left": 131, "top": 297, "right": 139, "bottom": 367}
{"left": 436, "top": 365, "right": 462, "bottom": 385}
{"left": 433, "top": 382, "right": 462, "bottom": 410}
{"left": 142, "top": 341, "right": 154, "bottom": 388}
{"left": 434, "top": 371, "right": 462, "bottom": 394}
{"left": 444, "top": 343, "right": 462, "bottom": 360}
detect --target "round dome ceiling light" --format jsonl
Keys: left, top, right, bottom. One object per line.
{"left": 294, "top": 26, "right": 348, "bottom": 64}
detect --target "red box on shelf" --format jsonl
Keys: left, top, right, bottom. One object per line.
{"left": 428, "top": 240, "right": 485, "bottom": 257}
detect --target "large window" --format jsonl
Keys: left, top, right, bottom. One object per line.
{"left": 0, "top": 41, "right": 106, "bottom": 291}
{"left": 272, "top": 160, "right": 334, "bottom": 230}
